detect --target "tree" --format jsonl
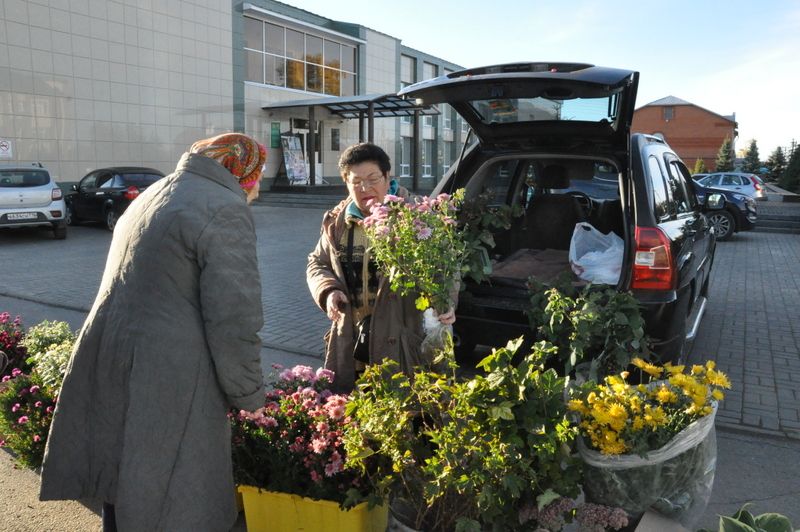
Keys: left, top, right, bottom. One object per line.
{"left": 765, "top": 146, "right": 787, "bottom": 182}
{"left": 741, "top": 139, "right": 761, "bottom": 173}
{"left": 693, "top": 158, "right": 707, "bottom": 174}
{"left": 715, "top": 137, "right": 735, "bottom": 172}
{"left": 779, "top": 140, "right": 800, "bottom": 193}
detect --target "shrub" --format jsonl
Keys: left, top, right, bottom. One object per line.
{"left": 0, "top": 370, "right": 57, "bottom": 469}
{"left": 0, "top": 312, "right": 28, "bottom": 377}
{"left": 23, "top": 320, "right": 76, "bottom": 390}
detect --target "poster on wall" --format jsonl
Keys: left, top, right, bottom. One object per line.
{"left": 0, "top": 139, "right": 13, "bottom": 159}
{"left": 280, "top": 135, "right": 308, "bottom": 184}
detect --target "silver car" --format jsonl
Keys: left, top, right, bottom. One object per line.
{"left": 0, "top": 164, "right": 67, "bottom": 239}
{"left": 696, "top": 172, "right": 766, "bottom": 199}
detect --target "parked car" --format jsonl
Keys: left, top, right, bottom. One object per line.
{"left": 692, "top": 173, "right": 708, "bottom": 182}
{"left": 399, "top": 62, "right": 718, "bottom": 364}
{"left": 696, "top": 172, "right": 765, "bottom": 199}
{"left": 66, "top": 167, "right": 165, "bottom": 231}
{"left": 693, "top": 181, "right": 757, "bottom": 241}
{"left": 0, "top": 163, "right": 67, "bottom": 239}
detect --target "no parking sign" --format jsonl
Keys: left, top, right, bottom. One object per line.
{"left": 0, "top": 138, "right": 12, "bottom": 159}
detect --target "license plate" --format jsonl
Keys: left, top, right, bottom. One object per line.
{"left": 7, "top": 212, "right": 38, "bottom": 220}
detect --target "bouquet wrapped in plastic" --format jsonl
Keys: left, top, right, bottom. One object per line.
{"left": 569, "top": 358, "right": 730, "bottom": 527}
{"left": 363, "top": 191, "right": 466, "bottom": 356}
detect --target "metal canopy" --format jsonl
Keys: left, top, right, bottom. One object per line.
{"left": 261, "top": 93, "right": 439, "bottom": 118}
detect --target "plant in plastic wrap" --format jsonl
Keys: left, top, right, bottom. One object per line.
{"left": 568, "top": 358, "right": 731, "bottom": 527}
{"left": 363, "top": 190, "right": 467, "bottom": 355}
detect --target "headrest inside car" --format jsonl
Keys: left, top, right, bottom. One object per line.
{"left": 538, "top": 164, "right": 569, "bottom": 189}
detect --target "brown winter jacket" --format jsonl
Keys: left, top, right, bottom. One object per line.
{"left": 306, "top": 189, "right": 428, "bottom": 392}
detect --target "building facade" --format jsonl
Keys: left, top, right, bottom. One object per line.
{"left": 632, "top": 96, "right": 737, "bottom": 172}
{"left": 0, "top": 0, "right": 463, "bottom": 190}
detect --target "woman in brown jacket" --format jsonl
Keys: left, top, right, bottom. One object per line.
{"left": 307, "top": 143, "right": 454, "bottom": 392}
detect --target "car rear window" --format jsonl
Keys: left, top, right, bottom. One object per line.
{"left": 468, "top": 94, "right": 618, "bottom": 125}
{"left": 0, "top": 170, "right": 50, "bottom": 187}
{"left": 118, "top": 173, "right": 163, "bottom": 187}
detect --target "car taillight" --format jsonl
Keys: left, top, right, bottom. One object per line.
{"left": 632, "top": 226, "right": 675, "bottom": 290}
{"left": 124, "top": 186, "right": 140, "bottom": 201}
{"left": 51, "top": 188, "right": 62, "bottom": 200}
{"left": 750, "top": 177, "right": 762, "bottom": 191}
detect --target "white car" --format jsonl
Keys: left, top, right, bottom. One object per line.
{"left": 0, "top": 164, "right": 67, "bottom": 239}
{"left": 696, "top": 172, "right": 766, "bottom": 199}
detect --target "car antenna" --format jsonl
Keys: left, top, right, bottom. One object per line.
{"left": 449, "top": 127, "right": 473, "bottom": 194}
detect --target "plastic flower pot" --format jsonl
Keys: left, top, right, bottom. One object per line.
{"left": 237, "top": 485, "right": 387, "bottom": 532}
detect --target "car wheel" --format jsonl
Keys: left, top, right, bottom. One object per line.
{"left": 53, "top": 222, "right": 67, "bottom": 240}
{"left": 708, "top": 210, "right": 735, "bottom": 241}
{"left": 65, "top": 205, "right": 78, "bottom": 226}
{"left": 105, "top": 209, "right": 118, "bottom": 232}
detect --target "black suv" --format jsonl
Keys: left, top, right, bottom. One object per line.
{"left": 66, "top": 167, "right": 165, "bottom": 231}
{"left": 399, "top": 62, "right": 717, "bottom": 363}
{"left": 693, "top": 180, "right": 757, "bottom": 240}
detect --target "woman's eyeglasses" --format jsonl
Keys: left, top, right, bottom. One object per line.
{"left": 347, "top": 175, "right": 385, "bottom": 189}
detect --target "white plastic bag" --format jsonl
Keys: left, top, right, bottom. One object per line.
{"left": 568, "top": 222, "right": 624, "bottom": 285}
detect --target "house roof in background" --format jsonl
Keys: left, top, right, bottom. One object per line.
{"left": 637, "top": 95, "right": 736, "bottom": 124}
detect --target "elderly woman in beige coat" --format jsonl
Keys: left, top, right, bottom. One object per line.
{"left": 307, "top": 143, "right": 454, "bottom": 392}
{"left": 40, "top": 133, "right": 268, "bottom": 531}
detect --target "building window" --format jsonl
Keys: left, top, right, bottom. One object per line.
{"left": 400, "top": 137, "right": 412, "bottom": 177}
{"left": 400, "top": 55, "right": 416, "bottom": 124}
{"left": 441, "top": 141, "right": 451, "bottom": 174}
{"left": 663, "top": 106, "right": 674, "bottom": 121}
{"left": 244, "top": 16, "right": 357, "bottom": 95}
{"left": 422, "top": 61, "right": 438, "bottom": 81}
{"left": 331, "top": 128, "right": 340, "bottom": 151}
{"left": 422, "top": 139, "right": 434, "bottom": 177}
{"left": 442, "top": 105, "right": 452, "bottom": 130}
{"left": 423, "top": 115, "right": 433, "bottom": 128}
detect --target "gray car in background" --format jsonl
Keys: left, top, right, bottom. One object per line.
{"left": 0, "top": 164, "right": 67, "bottom": 239}
{"left": 696, "top": 172, "right": 766, "bottom": 199}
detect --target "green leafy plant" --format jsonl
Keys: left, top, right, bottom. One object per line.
{"left": 526, "top": 280, "right": 651, "bottom": 380}
{"left": 698, "top": 503, "right": 796, "bottom": 532}
{"left": 343, "top": 338, "right": 582, "bottom": 531}
{"left": 458, "top": 191, "right": 523, "bottom": 284}
{"left": 0, "top": 370, "right": 57, "bottom": 469}
{"left": 23, "top": 320, "right": 76, "bottom": 390}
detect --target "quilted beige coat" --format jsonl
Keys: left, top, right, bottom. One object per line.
{"left": 39, "top": 153, "right": 265, "bottom": 531}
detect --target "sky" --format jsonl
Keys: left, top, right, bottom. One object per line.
{"left": 294, "top": 0, "right": 800, "bottom": 158}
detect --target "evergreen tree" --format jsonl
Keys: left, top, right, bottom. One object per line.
{"left": 765, "top": 147, "right": 786, "bottom": 181}
{"left": 693, "top": 158, "right": 707, "bottom": 174}
{"left": 715, "top": 137, "right": 734, "bottom": 171}
{"left": 741, "top": 139, "right": 761, "bottom": 173}
{"left": 779, "top": 141, "right": 800, "bottom": 193}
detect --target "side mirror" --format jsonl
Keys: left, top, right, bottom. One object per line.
{"left": 705, "top": 193, "right": 724, "bottom": 210}
{"left": 71, "top": 184, "right": 78, "bottom": 191}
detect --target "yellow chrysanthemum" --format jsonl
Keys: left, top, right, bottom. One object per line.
{"left": 711, "top": 389, "right": 725, "bottom": 401}
{"left": 568, "top": 399, "right": 588, "bottom": 414}
{"left": 599, "top": 431, "right": 628, "bottom": 455}
{"left": 644, "top": 404, "right": 667, "bottom": 427}
{"left": 632, "top": 357, "right": 663, "bottom": 378}
{"left": 632, "top": 416, "right": 645, "bottom": 431}
{"left": 705, "top": 368, "right": 731, "bottom": 389}
{"left": 655, "top": 384, "right": 678, "bottom": 404}
{"left": 691, "top": 364, "right": 704, "bottom": 375}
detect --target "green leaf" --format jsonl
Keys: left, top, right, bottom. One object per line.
{"left": 753, "top": 513, "right": 794, "bottom": 532}
{"left": 455, "top": 518, "right": 482, "bottom": 532}
{"left": 720, "top": 516, "right": 759, "bottom": 532}
{"left": 614, "top": 311, "right": 629, "bottom": 325}
{"left": 536, "top": 488, "right": 560, "bottom": 510}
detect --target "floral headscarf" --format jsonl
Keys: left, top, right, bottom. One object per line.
{"left": 189, "top": 133, "right": 267, "bottom": 192}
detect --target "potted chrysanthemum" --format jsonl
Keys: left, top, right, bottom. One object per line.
{"left": 230, "top": 364, "right": 385, "bottom": 532}
{"left": 568, "top": 357, "right": 731, "bottom": 527}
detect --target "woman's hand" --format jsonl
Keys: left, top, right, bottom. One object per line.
{"left": 436, "top": 307, "right": 456, "bottom": 325}
{"left": 325, "top": 290, "right": 348, "bottom": 322}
